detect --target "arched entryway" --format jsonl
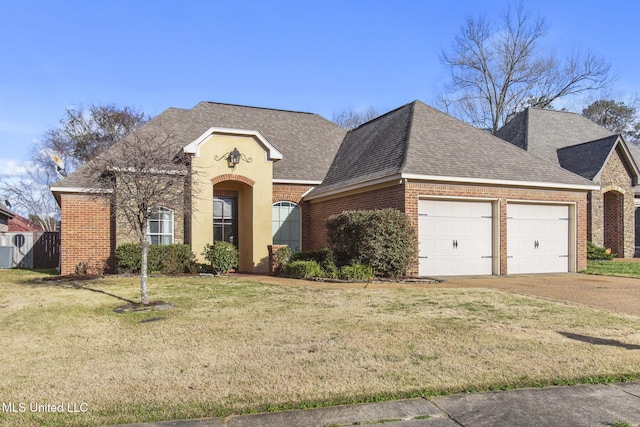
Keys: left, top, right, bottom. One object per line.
{"left": 603, "top": 190, "right": 624, "bottom": 257}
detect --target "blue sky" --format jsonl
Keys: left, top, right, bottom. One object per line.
{"left": 1, "top": 0, "right": 639, "bottom": 174}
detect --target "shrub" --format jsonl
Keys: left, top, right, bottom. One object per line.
{"left": 587, "top": 241, "right": 614, "bottom": 260}
{"left": 339, "top": 263, "right": 374, "bottom": 281}
{"left": 202, "top": 242, "right": 239, "bottom": 275}
{"left": 326, "top": 209, "right": 417, "bottom": 277}
{"left": 152, "top": 244, "right": 199, "bottom": 274}
{"left": 115, "top": 243, "right": 142, "bottom": 274}
{"left": 291, "top": 247, "right": 338, "bottom": 278}
{"left": 115, "top": 243, "right": 199, "bottom": 274}
{"left": 280, "top": 260, "right": 324, "bottom": 278}
{"left": 274, "top": 246, "right": 293, "bottom": 265}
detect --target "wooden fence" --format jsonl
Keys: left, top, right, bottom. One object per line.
{"left": 0, "top": 231, "right": 60, "bottom": 269}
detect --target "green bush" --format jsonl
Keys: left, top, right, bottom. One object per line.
{"left": 280, "top": 260, "right": 324, "bottom": 278}
{"left": 115, "top": 243, "right": 199, "bottom": 274}
{"left": 115, "top": 243, "right": 142, "bottom": 274}
{"left": 152, "top": 244, "right": 199, "bottom": 274}
{"left": 291, "top": 247, "right": 338, "bottom": 278}
{"left": 202, "top": 242, "right": 239, "bottom": 275}
{"left": 274, "top": 246, "right": 293, "bottom": 265}
{"left": 339, "top": 263, "right": 374, "bottom": 281}
{"left": 587, "top": 241, "right": 614, "bottom": 260}
{"left": 326, "top": 209, "right": 417, "bottom": 277}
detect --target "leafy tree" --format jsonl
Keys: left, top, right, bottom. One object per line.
{"left": 582, "top": 99, "right": 640, "bottom": 144}
{"left": 332, "top": 107, "right": 379, "bottom": 130}
{"left": 438, "top": 3, "right": 613, "bottom": 134}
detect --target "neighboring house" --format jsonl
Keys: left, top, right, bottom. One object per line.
{"left": 0, "top": 203, "right": 15, "bottom": 233}
{"left": 496, "top": 108, "right": 640, "bottom": 258}
{"left": 51, "top": 100, "right": 596, "bottom": 277}
{"left": 8, "top": 214, "right": 43, "bottom": 232}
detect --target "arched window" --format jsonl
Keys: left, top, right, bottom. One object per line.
{"left": 272, "top": 201, "right": 301, "bottom": 251}
{"left": 147, "top": 207, "right": 174, "bottom": 245}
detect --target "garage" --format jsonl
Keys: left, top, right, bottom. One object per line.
{"left": 418, "top": 199, "right": 494, "bottom": 276}
{"left": 507, "top": 203, "right": 570, "bottom": 274}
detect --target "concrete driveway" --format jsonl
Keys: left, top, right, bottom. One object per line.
{"left": 441, "top": 273, "right": 640, "bottom": 317}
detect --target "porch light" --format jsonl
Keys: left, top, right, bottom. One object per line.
{"left": 214, "top": 147, "right": 253, "bottom": 168}
{"left": 229, "top": 148, "right": 241, "bottom": 166}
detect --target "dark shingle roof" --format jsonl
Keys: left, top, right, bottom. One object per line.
{"left": 496, "top": 108, "right": 614, "bottom": 166}
{"left": 557, "top": 136, "right": 619, "bottom": 180}
{"left": 52, "top": 102, "right": 346, "bottom": 190}
{"left": 309, "top": 101, "right": 594, "bottom": 196}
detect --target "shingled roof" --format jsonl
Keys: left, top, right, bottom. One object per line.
{"left": 0, "top": 203, "right": 14, "bottom": 219}
{"left": 308, "top": 101, "right": 595, "bottom": 197}
{"left": 496, "top": 108, "right": 614, "bottom": 166}
{"left": 557, "top": 136, "right": 619, "bottom": 180}
{"left": 51, "top": 102, "right": 347, "bottom": 192}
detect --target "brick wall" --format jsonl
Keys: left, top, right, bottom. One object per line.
{"left": 308, "top": 183, "right": 406, "bottom": 249}
{"left": 404, "top": 182, "right": 588, "bottom": 275}
{"left": 306, "top": 181, "right": 588, "bottom": 276}
{"left": 60, "top": 193, "right": 115, "bottom": 275}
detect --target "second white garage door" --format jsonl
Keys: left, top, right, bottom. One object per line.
{"left": 507, "top": 203, "right": 570, "bottom": 274}
{"left": 418, "top": 199, "right": 493, "bottom": 276}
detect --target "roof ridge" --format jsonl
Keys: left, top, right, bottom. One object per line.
{"left": 398, "top": 101, "right": 417, "bottom": 173}
{"left": 347, "top": 101, "right": 415, "bottom": 132}
{"left": 198, "top": 101, "right": 316, "bottom": 116}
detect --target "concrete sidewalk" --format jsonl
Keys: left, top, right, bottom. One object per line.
{"left": 113, "top": 381, "right": 640, "bottom": 427}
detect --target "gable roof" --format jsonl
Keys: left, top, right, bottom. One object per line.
{"left": 52, "top": 102, "right": 347, "bottom": 194}
{"left": 496, "top": 107, "right": 640, "bottom": 185}
{"left": 308, "top": 101, "right": 596, "bottom": 198}
{"left": 496, "top": 108, "right": 614, "bottom": 166}
{"left": 557, "top": 136, "right": 619, "bottom": 181}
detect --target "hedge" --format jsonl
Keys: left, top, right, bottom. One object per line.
{"left": 114, "top": 243, "right": 199, "bottom": 274}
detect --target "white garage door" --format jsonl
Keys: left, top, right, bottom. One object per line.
{"left": 418, "top": 200, "right": 493, "bottom": 276}
{"left": 507, "top": 204, "right": 569, "bottom": 274}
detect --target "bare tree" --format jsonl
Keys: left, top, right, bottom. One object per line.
{"left": 86, "top": 119, "right": 193, "bottom": 304}
{"left": 333, "top": 107, "right": 379, "bottom": 130}
{"left": 0, "top": 166, "right": 59, "bottom": 231}
{"left": 439, "top": 3, "right": 613, "bottom": 134}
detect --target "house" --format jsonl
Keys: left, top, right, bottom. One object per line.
{"left": 51, "top": 100, "right": 597, "bottom": 277}
{"left": 496, "top": 108, "right": 640, "bottom": 258}
{"left": 8, "top": 214, "right": 43, "bottom": 232}
{"left": 0, "top": 203, "right": 15, "bottom": 233}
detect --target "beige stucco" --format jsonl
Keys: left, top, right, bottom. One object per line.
{"left": 190, "top": 133, "right": 275, "bottom": 273}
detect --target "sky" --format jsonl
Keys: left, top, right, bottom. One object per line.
{"left": 1, "top": 0, "right": 639, "bottom": 176}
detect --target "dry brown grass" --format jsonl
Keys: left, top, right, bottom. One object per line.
{"left": 1, "top": 269, "right": 640, "bottom": 426}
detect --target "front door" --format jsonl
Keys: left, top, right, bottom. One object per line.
{"left": 213, "top": 197, "right": 238, "bottom": 246}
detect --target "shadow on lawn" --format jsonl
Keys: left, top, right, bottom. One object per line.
{"left": 559, "top": 332, "right": 640, "bottom": 350}
{"left": 26, "top": 277, "right": 136, "bottom": 304}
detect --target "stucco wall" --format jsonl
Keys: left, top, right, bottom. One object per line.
{"left": 190, "top": 133, "right": 274, "bottom": 273}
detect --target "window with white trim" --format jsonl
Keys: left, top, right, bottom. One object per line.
{"left": 147, "top": 207, "right": 174, "bottom": 245}
{"left": 272, "top": 201, "right": 301, "bottom": 251}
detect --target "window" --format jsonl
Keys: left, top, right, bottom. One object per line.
{"left": 147, "top": 207, "right": 174, "bottom": 245}
{"left": 214, "top": 197, "right": 238, "bottom": 246}
{"left": 272, "top": 201, "right": 301, "bottom": 251}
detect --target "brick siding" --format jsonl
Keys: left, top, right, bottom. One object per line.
{"left": 307, "top": 181, "right": 587, "bottom": 276}
{"left": 60, "top": 193, "right": 115, "bottom": 275}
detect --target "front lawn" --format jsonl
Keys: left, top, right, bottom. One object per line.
{"left": 1, "top": 269, "right": 640, "bottom": 426}
{"left": 584, "top": 261, "right": 640, "bottom": 278}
